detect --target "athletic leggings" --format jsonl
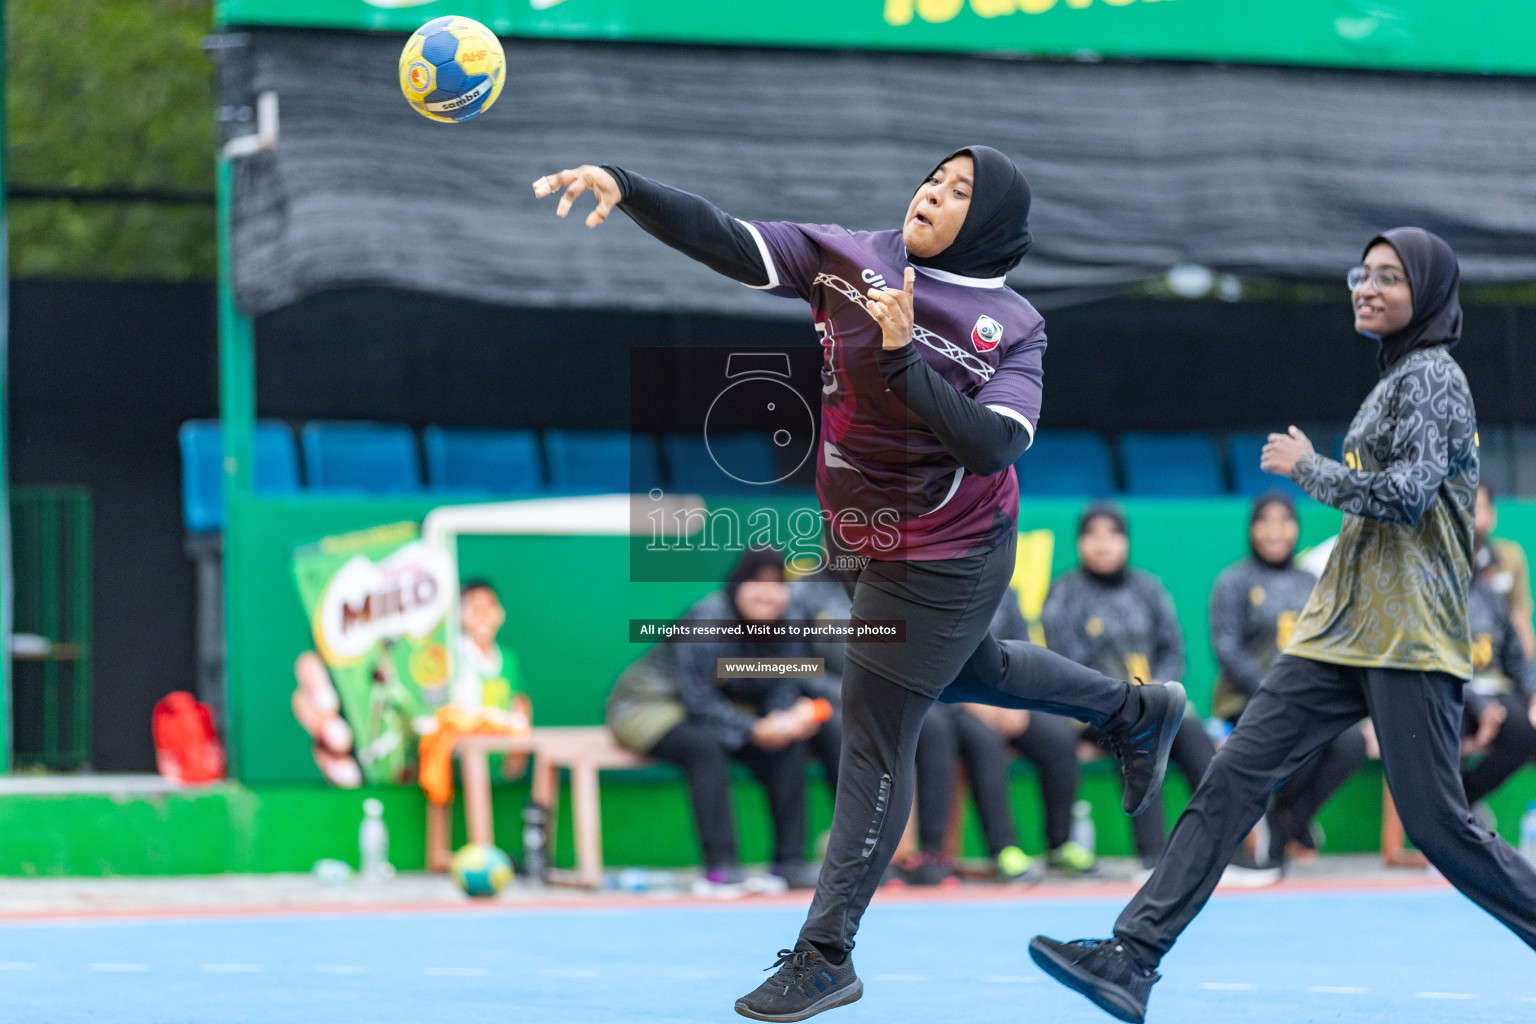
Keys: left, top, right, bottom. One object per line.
{"left": 798, "top": 532, "right": 1140, "bottom": 962}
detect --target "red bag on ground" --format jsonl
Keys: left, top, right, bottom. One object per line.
{"left": 153, "top": 692, "right": 226, "bottom": 783}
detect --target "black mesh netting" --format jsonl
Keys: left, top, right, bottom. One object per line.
{"left": 228, "top": 30, "right": 1536, "bottom": 318}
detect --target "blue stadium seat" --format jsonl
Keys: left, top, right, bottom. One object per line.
{"left": 179, "top": 420, "right": 301, "bottom": 533}
{"left": 544, "top": 430, "right": 661, "bottom": 493}
{"left": 1016, "top": 431, "right": 1116, "bottom": 497}
{"left": 663, "top": 433, "right": 777, "bottom": 494}
{"left": 1227, "top": 434, "right": 1307, "bottom": 501}
{"left": 301, "top": 422, "right": 422, "bottom": 495}
{"left": 1120, "top": 432, "right": 1226, "bottom": 496}
{"left": 422, "top": 427, "right": 543, "bottom": 494}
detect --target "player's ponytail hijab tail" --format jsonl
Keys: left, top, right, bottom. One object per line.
{"left": 1364, "top": 227, "right": 1462, "bottom": 373}
{"left": 908, "top": 146, "right": 1033, "bottom": 280}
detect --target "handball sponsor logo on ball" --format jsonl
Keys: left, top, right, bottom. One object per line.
{"left": 426, "top": 76, "right": 494, "bottom": 113}
{"left": 971, "top": 315, "right": 1003, "bottom": 352}
{"left": 406, "top": 60, "right": 433, "bottom": 94}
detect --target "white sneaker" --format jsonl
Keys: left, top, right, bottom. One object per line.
{"left": 1218, "top": 863, "right": 1281, "bottom": 889}
{"left": 742, "top": 872, "right": 789, "bottom": 896}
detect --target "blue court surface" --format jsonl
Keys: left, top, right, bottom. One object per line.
{"left": 2, "top": 886, "right": 1531, "bottom": 1023}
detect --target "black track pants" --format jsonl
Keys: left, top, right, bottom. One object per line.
{"left": 1266, "top": 723, "right": 1367, "bottom": 861}
{"left": 798, "top": 533, "right": 1137, "bottom": 962}
{"left": 1114, "top": 656, "right": 1536, "bottom": 969}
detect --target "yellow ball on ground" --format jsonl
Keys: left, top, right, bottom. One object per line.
{"left": 450, "top": 842, "right": 514, "bottom": 897}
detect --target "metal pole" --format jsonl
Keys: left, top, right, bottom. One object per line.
{"left": 1, "top": 0, "right": 13, "bottom": 774}
{"left": 217, "top": 152, "right": 256, "bottom": 778}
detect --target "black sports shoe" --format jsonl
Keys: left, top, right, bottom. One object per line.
{"left": 1101, "top": 682, "right": 1186, "bottom": 816}
{"left": 735, "top": 942, "right": 862, "bottom": 1022}
{"left": 1029, "top": 935, "right": 1159, "bottom": 1024}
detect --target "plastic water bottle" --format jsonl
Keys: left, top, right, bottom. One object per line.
{"left": 1520, "top": 802, "right": 1536, "bottom": 866}
{"left": 1070, "top": 800, "right": 1096, "bottom": 856}
{"left": 603, "top": 869, "right": 681, "bottom": 894}
{"left": 359, "top": 798, "right": 392, "bottom": 880}
{"left": 521, "top": 802, "right": 549, "bottom": 884}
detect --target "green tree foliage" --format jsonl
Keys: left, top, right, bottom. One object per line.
{"left": 6, "top": 0, "right": 215, "bottom": 278}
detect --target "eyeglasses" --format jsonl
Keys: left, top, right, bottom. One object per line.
{"left": 1347, "top": 267, "right": 1408, "bottom": 291}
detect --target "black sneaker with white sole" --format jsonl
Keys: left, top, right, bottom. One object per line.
{"left": 1029, "top": 935, "right": 1159, "bottom": 1024}
{"left": 1101, "top": 682, "right": 1187, "bottom": 816}
{"left": 735, "top": 942, "right": 862, "bottom": 1022}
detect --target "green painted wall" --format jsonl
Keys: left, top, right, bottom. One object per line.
{"left": 4, "top": 763, "right": 1535, "bottom": 877}
{"left": 228, "top": 496, "right": 1536, "bottom": 786}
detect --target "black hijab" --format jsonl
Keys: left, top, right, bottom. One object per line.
{"left": 724, "top": 547, "right": 786, "bottom": 614}
{"left": 908, "top": 145, "right": 1033, "bottom": 280}
{"left": 1249, "top": 490, "right": 1298, "bottom": 569}
{"left": 1363, "top": 227, "right": 1462, "bottom": 373}
{"left": 1078, "top": 501, "right": 1129, "bottom": 588}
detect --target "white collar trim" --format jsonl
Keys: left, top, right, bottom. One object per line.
{"left": 910, "top": 263, "right": 1008, "bottom": 289}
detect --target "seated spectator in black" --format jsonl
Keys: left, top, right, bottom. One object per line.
{"left": 716, "top": 550, "right": 843, "bottom": 798}
{"left": 1210, "top": 491, "right": 1366, "bottom": 865}
{"left": 1476, "top": 484, "right": 1535, "bottom": 661}
{"left": 907, "top": 702, "right": 1035, "bottom": 886}
{"left": 1459, "top": 550, "right": 1536, "bottom": 808}
{"left": 980, "top": 587, "right": 1097, "bottom": 874}
{"left": 605, "top": 548, "right": 838, "bottom": 890}
{"left": 1041, "top": 502, "right": 1217, "bottom": 869}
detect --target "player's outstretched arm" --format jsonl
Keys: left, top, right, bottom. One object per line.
{"left": 533, "top": 164, "right": 771, "bottom": 287}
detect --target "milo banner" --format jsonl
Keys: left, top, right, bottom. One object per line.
{"left": 291, "top": 522, "right": 455, "bottom": 786}
{"left": 216, "top": 0, "right": 1536, "bottom": 77}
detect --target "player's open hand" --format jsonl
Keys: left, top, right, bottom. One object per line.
{"left": 532, "top": 165, "right": 621, "bottom": 228}
{"left": 1261, "top": 426, "right": 1316, "bottom": 478}
{"left": 869, "top": 267, "right": 915, "bottom": 351}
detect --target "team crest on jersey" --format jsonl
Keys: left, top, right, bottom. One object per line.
{"left": 970, "top": 315, "right": 1003, "bottom": 352}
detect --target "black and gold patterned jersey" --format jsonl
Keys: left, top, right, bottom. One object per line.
{"left": 1041, "top": 568, "right": 1184, "bottom": 685}
{"left": 1209, "top": 557, "right": 1317, "bottom": 721}
{"left": 1286, "top": 345, "right": 1478, "bottom": 678}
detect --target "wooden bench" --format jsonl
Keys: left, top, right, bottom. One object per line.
{"left": 426, "top": 726, "right": 650, "bottom": 888}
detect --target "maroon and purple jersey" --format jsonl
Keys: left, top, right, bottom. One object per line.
{"left": 743, "top": 221, "right": 1045, "bottom": 561}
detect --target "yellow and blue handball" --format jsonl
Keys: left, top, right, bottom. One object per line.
{"left": 399, "top": 16, "right": 506, "bottom": 123}
{"left": 451, "top": 843, "right": 514, "bottom": 898}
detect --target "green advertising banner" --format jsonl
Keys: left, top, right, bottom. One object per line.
{"left": 216, "top": 0, "right": 1536, "bottom": 76}
{"left": 291, "top": 521, "right": 455, "bottom": 786}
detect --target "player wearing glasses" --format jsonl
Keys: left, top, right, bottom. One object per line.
{"left": 1032, "top": 228, "right": 1536, "bottom": 1023}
